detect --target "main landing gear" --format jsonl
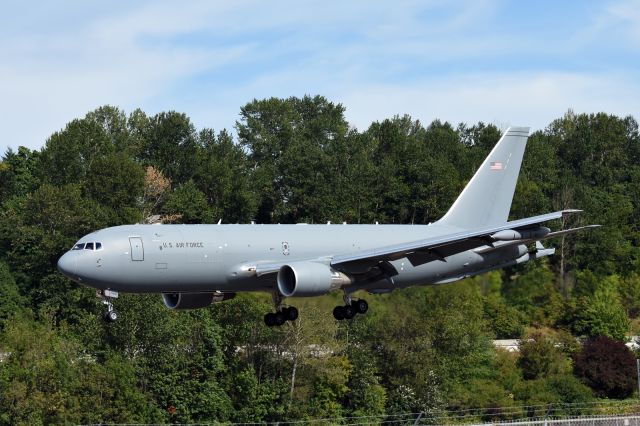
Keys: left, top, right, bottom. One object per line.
{"left": 264, "top": 306, "right": 299, "bottom": 327}
{"left": 98, "top": 289, "right": 119, "bottom": 322}
{"left": 264, "top": 292, "right": 299, "bottom": 327}
{"left": 333, "top": 295, "right": 368, "bottom": 321}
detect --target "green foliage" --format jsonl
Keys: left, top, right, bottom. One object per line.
{"left": 0, "top": 103, "right": 637, "bottom": 422}
{"left": 346, "top": 346, "right": 387, "bottom": 417}
{"left": 0, "top": 184, "right": 110, "bottom": 286}
{"left": 0, "top": 262, "right": 26, "bottom": 329}
{"left": 517, "top": 333, "right": 571, "bottom": 380}
{"left": 502, "top": 262, "right": 564, "bottom": 326}
{"left": 140, "top": 111, "right": 199, "bottom": 184}
{"left": 195, "top": 129, "right": 258, "bottom": 223}
{"left": 0, "top": 147, "right": 41, "bottom": 203}
{"left": 618, "top": 273, "right": 640, "bottom": 318}
{"left": 513, "top": 375, "right": 592, "bottom": 417}
{"left": 483, "top": 295, "right": 526, "bottom": 339}
{"left": 0, "top": 314, "right": 154, "bottom": 425}
{"left": 163, "top": 180, "right": 214, "bottom": 224}
{"left": 569, "top": 276, "right": 630, "bottom": 341}
{"left": 84, "top": 152, "right": 144, "bottom": 223}
{"left": 238, "top": 95, "right": 350, "bottom": 223}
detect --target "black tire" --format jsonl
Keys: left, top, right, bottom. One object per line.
{"left": 284, "top": 306, "right": 299, "bottom": 321}
{"left": 343, "top": 304, "right": 356, "bottom": 319}
{"left": 264, "top": 313, "right": 276, "bottom": 327}
{"left": 107, "top": 310, "right": 118, "bottom": 322}
{"left": 274, "top": 311, "right": 286, "bottom": 326}
{"left": 354, "top": 299, "right": 368, "bottom": 314}
{"left": 333, "top": 306, "right": 345, "bottom": 320}
{"left": 103, "top": 311, "right": 117, "bottom": 322}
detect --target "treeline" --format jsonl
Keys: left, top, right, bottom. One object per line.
{"left": 0, "top": 96, "right": 639, "bottom": 424}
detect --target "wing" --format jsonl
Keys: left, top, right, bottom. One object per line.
{"left": 330, "top": 209, "right": 590, "bottom": 276}
{"left": 253, "top": 210, "right": 598, "bottom": 282}
{"left": 474, "top": 225, "right": 601, "bottom": 254}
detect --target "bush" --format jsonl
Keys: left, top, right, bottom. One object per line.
{"left": 517, "top": 333, "right": 571, "bottom": 380}
{"left": 573, "top": 335, "right": 636, "bottom": 398}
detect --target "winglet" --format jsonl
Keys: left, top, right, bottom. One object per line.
{"left": 438, "top": 127, "right": 530, "bottom": 229}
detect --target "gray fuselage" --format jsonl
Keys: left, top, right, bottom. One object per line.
{"left": 58, "top": 222, "right": 531, "bottom": 295}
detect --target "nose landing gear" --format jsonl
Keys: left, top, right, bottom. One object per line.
{"left": 104, "top": 308, "right": 118, "bottom": 322}
{"left": 97, "top": 289, "right": 119, "bottom": 322}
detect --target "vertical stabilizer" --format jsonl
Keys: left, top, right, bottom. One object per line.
{"left": 438, "top": 127, "right": 530, "bottom": 229}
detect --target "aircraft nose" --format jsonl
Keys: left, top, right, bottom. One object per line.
{"left": 57, "top": 252, "right": 77, "bottom": 279}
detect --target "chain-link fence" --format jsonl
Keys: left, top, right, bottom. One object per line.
{"left": 468, "top": 414, "right": 640, "bottom": 426}
{"left": 81, "top": 401, "right": 640, "bottom": 425}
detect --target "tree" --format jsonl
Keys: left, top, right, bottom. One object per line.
{"left": 102, "top": 294, "right": 233, "bottom": 423}
{"left": 0, "top": 147, "right": 41, "bottom": 203}
{"left": 365, "top": 116, "right": 414, "bottom": 223}
{"left": 0, "top": 261, "right": 26, "bottom": 329}
{"left": 195, "top": 129, "right": 257, "bottom": 223}
{"left": 140, "top": 166, "right": 172, "bottom": 223}
{"left": 517, "top": 333, "right": 571, "bottom": 380}
{"left": 84, "top": 152, "right": 145, "bottom": 223}
{"left": 139, "top": 111, "right": 199, "bottom": 184}
{"left": 483, "top": 295, "right": 526, "bottom": 339}
{"left": 573, "top": 336, "right": 636, "bottom": 399}
{"left": 2, "top": 102, "right": 640, "bottom": 422}
{"left": 569, "top": 277, "right": 629, "bottom": 341}
{"left": 345, "top": 345, "right": 387, "bottom": 417}
{"left": 163, "top": 181, "right": 213, "bottom": 224}
{"left": 547, "top": 112, "right": 639, "bottom": 275}
{"left": 0, "top": 184, "right": 110, "bottom": 283}
{"left": 502, "top": 262, "right": 563, "bottom": 326}
{"left": 513, "top": 375, "right": 592, "bottom": 418}
{"left": 37, "top": 106, "right": 136, "bottom": 186}
{"left": 237, "top": 96, "right": 349, "bottom": 223}
{"left": 618, "top": 273, "right": 640, "bottom": 318}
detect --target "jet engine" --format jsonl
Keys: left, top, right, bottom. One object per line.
{"left": 277, "top": 262, "right": 353, "bottom": 297}
{"left": 162, "top": 292, "right": 236, "bottom": 310}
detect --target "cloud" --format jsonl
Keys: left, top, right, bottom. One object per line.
{"left": 606, "top": 0, "right": 640, "bottom": 43}
{"left": 337, "top": 71, "right": 640, "bottom": 132}
{"left": 0, "top": 2, "right": 254, "bottom": 153}
{"left": 0, "top": 0, "right": 639, "bottom": 154}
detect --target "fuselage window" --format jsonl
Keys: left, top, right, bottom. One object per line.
{"left": 96, "top": 242, "right": 102, "bottom": 250}
{"left": 73, "top": 243, "right": 85, "bottom": 250}
{"left": 85, "top": 242, "right": 94, "bottom": 250}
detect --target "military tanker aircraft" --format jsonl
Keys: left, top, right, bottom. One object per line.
{"left": 57, "top": 127, "right": 598, "bottom": 325}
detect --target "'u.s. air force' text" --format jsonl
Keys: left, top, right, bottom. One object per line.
{"left": 160, "top": 242, "right": 204, "bottom": 249}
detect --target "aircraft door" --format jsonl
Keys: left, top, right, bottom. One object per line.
{"left": 129, "top": 237, "right": 144, "bottom": 261}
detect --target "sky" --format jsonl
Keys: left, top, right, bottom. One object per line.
{"left": 1, "top": 0, "right": 639, "bottom": 153}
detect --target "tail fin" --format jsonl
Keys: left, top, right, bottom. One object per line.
{"left": 438, "top": 126, "right": 530, "bottom": 229}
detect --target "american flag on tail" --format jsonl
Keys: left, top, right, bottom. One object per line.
{"left": 490, "top": 161, "right": 503, "bottom": 170}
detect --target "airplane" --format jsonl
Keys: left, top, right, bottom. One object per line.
{"left": 57, "top": 127, "right": 599, "bottom": 326}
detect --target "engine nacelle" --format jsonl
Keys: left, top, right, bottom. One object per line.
{"left": 277, "top": 262, "right": 353, "bottom": 297}
{"left": 162, "top": 292, "right": 236, "bottom": 310}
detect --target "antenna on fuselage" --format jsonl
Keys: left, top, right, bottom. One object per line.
{"left": 217, "top": 219, "right": 222, "bottom": 225}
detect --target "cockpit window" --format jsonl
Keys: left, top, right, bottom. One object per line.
{"left": 72, "top": 241, "right": 102, "bottom": 251}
